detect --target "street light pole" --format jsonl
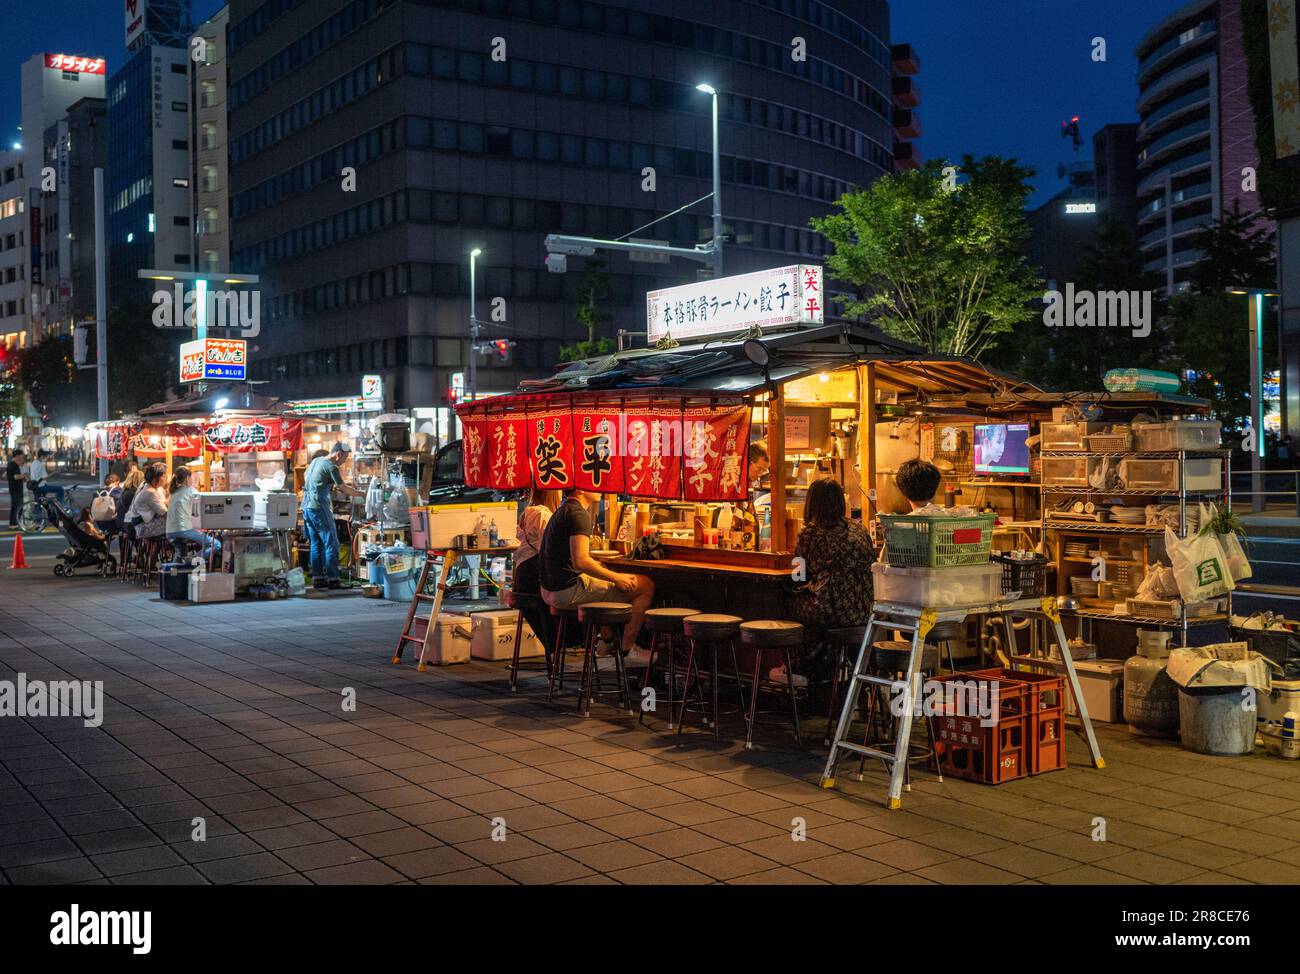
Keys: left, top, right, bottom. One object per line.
{"left": 468, "top": 248, "right": 481, "bottom": 403}
{"left": 93, "top": 168, "right": 108, "bottom": 484}
{"left": 697, "top": 84, "right": 723, "bottom": 278}
{"left": 1228, "top": 286, "right": 1279, "bottom": 513}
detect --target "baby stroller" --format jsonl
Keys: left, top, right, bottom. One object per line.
{"left": 45, "top": 498, "right": 117, "bottom": 577}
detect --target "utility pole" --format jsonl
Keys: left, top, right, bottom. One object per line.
{"left": 94, "top": 167, "right": 108, "bottom": 484}
{"left": 468, "top": 248, "right": 481, "bottom": 402}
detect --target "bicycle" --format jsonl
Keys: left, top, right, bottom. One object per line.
{"left": 16, "top": 492, "right": 50, "bottom": 533}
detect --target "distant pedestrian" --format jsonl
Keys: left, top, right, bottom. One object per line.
{"left": 6, "top": 449, "right": 26, "bottom": 527}
{"left": 29, "top": 450, "right": 66, "bottom": 503}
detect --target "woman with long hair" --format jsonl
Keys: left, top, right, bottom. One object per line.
{"left": 514, "top": 487, "right": 563, "bottom": 651}
{"left": 124, "top": 463, "right": 169, "bottom": 540}
{"left": 165, "top": 466, "right": 221, "bottom": 559}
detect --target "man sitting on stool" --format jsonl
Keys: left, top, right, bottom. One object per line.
{"left": 539, "top": 487, "right": 654, "bottom": 662}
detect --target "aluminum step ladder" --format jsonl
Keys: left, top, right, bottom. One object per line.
{"left": 820, "top": 596, "right": 1104, "bottom": 810}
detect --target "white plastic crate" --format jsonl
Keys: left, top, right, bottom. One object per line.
{"left": 1041, "top": 456, "right": 1096, "bottom": 487}
{"left": 1041, "top": 421, "right": 1105, "bottom": 451}
{"left": 870, "top": 562, "right": 1002, "bottom": 608}
{"left": 1119, "top": 457, "right": 1221, "bottom": 491}
{"left": 1131, "top": 420, "right": 1221, "bottom": 452}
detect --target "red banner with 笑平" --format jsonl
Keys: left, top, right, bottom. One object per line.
{"left": 571, "top": 409, "right": 624, "bottom": 494}
{"left": 460, "top": 414, "right": 491, "bottom": 487}
{"left": 623, "top": 406, "right": 683, "bottom": 499}
{"left": 527, "top": 406, "right": 575, "bottom": 489}
{"left": 682, "top": 404, "right": 750, "bottom": 501}
{"left": 486, "top": 414, "right": 531, "bottom": 490}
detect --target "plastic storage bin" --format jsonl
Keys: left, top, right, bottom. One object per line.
{"left": 993, "top": 553, "right": 1047, "bottom": 596}
{"left": 1118, "top": 457, "right": 1221, "bottom": 491}
{"left": 1040, "top": 456, "right": 1096, "bottom": 487}
{"left": 1082, "top": 429, "right": 1132, "bottom": 452}
{"left": 188, "top": 571, "right": 235, "bottom": 603}
{"left": 1065, "top": 659, "right": 1125, "bottom": 722}
{"left": 1041, "top": 421, "right": 1105, "bottom": 451}
{"left": 871, "top": 562, "right": 1002, "bottom": 607}
{"left": 879, "top": 513, "right": 995, "bottom": 567}
{"left": 1131, "top": 420, "right": 1221, "bottom": 452}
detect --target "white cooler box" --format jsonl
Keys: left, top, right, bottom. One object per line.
{"left": 423, "top": 614, "right": 473, "bottom": 665}
{"left": 470, "top": 609, "right": 544, "bottom": 661}
{"left": 421, "top": 502, "right": 518, "bottom": 550}
{"left": 188, "top": 571, "right": 235, "bottom": 603}
{"left": 1065, "top": 659, "right": 1125, "bottom": 722}
{"left": 193, "top": 492, "right": 259, "bottom": 529}
{"left": 1257, "top": 678, "right": 1300, "bottom": 727}
{"left": 254, "top": 492, "right": 299, "bottom": 529}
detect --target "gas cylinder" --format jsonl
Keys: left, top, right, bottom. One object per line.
{"left": 1123, "top": 630, "right": 1179, "bottom": 737}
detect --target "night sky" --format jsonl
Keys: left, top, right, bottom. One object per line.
{"left": 1, "top": 0, "right": 1183, "bottom": 206}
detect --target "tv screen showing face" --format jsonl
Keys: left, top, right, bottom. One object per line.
{"left": 973, "top": 423, "right": 1030, "bottom": 476}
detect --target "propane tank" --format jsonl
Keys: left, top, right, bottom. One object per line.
{"left": 1124, "top": 630, "right": 1179, "bottom": 738}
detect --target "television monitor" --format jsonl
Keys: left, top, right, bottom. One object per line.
{"left": 972, "top": 423, "right": 1030, "bottom": 476}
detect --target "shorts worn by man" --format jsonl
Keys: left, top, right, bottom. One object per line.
{"left": 539, "top": 489, "right": 654, "bottom": 656}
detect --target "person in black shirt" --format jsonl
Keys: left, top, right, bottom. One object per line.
{"left": 6, "top": 450, "right": 26, "bottom": 527}
{"left": 540, "top": 487, "right": 654, "bottom": 659}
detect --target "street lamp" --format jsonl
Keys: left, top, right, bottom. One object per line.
{"left": 696, "top": 84, "right": 723, "bottom": 278}
{"left": 468, "top": 248, "right": 483, "bottom": 403}
{"left": 1225, "top": 285, "right": 1279, "bottom": 512}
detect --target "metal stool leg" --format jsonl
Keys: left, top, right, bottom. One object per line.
{"left": 825, "top": 645, "right": 845, "bottom": 746}
{"left": 639, "top": 631, "right": 660, "bottom": 726}
{"left": 509, "top": 611, "right": 525, "bottom": 692}
{"left": 577, "top": 623, "right": 596, "bottom": 717}
{"left": 744, "top": 644, "right": 763, "bottom": 750}
{"left": 784, "top": 645, "right": 802, "bottom": 747}
{"left": 676, "top": 637, "right": 700, "bottom": 734}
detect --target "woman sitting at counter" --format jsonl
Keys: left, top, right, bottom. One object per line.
{"left": 786, "top": 478, "right": 877, "bottom": 686}
{"left": 514, "top": 487, "right": 562, "bottom": 651}
{"left": 124, "top": 463, "right": 169, "bottom": 541}
{"left": 165, "top": 466, "right": 221, "bottom": 559}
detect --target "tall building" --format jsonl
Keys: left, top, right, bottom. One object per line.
{"left": 1024, "top": 162, "right": 1097, "bottom": 291}
{"left": 0, "top": 146, "right": 28, "bottom": 349}
{"left": 1134, "top": 0, "right": 1270, "bottom": 294}
{"left": 19, "top": 53, "right": 108, "bottom": 343}
{"left": 107, "top": 1, "right": 193, "bottom": 306}
{"left": 1092, "top": 122, "right": 1139, "bottom": 232}
{"left": 891, "top": 42, "right": 920, "bottom": 171}
{"left": 192, "top": 5, "right": 231, "bottom": 274}
{"left": 227, "top": 0, "right": 909, "bottom": 421}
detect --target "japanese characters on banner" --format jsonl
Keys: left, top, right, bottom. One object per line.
{"left": 461, "top": 415, "right": 490, "bottom": 487}
{"left": 93, "top": 424, "right": 131, "bottom": 460}
{"left": 132, "top": 428, "right": 202, "bottom": 458}
{"left": 486, "top": 415, "right": 530, "bottom": 490}
{"left": 682, "top": 405, "right": 751, "bottom": 501}
{"left": 527, "top": 407, "right": 575, "bottom": 489}
{"left": 623, "top": 407, "right": 683, "bottom": 499}
{"left": 201, "top": 418, "right": 303, "bottom": 454}
{"left": 571, "top": 409, "right": 624, "bottom": 494}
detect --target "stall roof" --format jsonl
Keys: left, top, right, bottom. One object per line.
{"left": 87, "top": 384, "right": 292, "bottom": 428}
{"left": 470, "top": 321, "right": 1032, "bottom": 410}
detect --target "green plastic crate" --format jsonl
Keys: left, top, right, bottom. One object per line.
{"left": 880, "top": 513, "right": 996, "bottom": 567}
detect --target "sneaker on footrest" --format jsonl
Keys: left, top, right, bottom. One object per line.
{"left": 767, "top": 665, "right": 808, "bottom": 689}
{"left": 623, "top": 645, "right": 652, "bottom": 666}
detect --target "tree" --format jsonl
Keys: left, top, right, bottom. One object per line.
{"left": 106, "top": 296, "right": 180, "bottom": 416}
{"left": 559, "top": 257, "right": 616, "bottom": 362}
{"left": 12, "top": 335, "right": 96, "bottom": 428}
{"left": 811, "top": 155, "right": 1043, "bottom": 359}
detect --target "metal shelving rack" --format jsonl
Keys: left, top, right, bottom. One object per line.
{"left": 1040, "top": 446, "right": 1232, "bottom": 647}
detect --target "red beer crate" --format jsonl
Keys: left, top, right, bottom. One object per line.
{"left": 967, "top": 667, "right": 1067, "bottom": 775}
{"left": 929, "top": 672, "right": 1029, "bottom": 785}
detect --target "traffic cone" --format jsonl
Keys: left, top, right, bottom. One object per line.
{"left": 9, "top": 534, "right": 28, "bottom": 569}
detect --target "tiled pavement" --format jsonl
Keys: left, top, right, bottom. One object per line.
{"left": 3, "top": 565, "right": 1300, "bottom": 886}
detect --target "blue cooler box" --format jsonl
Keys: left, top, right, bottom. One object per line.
{"left": 159, "top": 561, "right": 197, "bottom": 601}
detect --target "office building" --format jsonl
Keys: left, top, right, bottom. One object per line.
{"left": 107, "top": 1, "right": 193, "bottom": 305}
{"left": 228, "top": 0, "right": 910, "bottom": 418}
{"left": 1025, "top": 162, "right": 1097, "bottom": 291}
{"left": 0, "top": 147, "right": 28, "bottom": 348}
{"left": 18, "top": 53, "right": 108, "bottom": 342}
{"left": 1134, "top": 0, "right": 1270, "bottom": 293}
{"left": 1092, "top": 122, "right": 1139, "bottom": 231}
{"left": 192, "top": 5, "right": 231, "bottom": 274}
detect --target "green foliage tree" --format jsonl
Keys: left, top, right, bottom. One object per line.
{"left": 12, "top": 334, "right": 96, "bottom": 427}
{"left": 812, "top": 155, "right": 1043, "bottom": 359}
{"left": 559, "top": 256, "right": 616, "bottom": 362}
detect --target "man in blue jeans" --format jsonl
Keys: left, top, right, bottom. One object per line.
{"left": 302, "top": 442, "right": 361, "bottom": 590}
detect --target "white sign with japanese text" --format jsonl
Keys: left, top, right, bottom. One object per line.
{"left": 646, "top": 264, "right": 824, "bottom": 343}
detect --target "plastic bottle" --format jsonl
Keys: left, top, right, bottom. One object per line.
{"left": 759, "top": 508, "right": 772, "bottom": 552}
{"left": 622, "top": 504, "right": 637, "bottom": 542}
{"left": 488, "top": 519, "right": 499, "bottom": 546}
{"left": 476, "top": 516, "right": 490, "bottom": 550}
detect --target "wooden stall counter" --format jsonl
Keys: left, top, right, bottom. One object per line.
{"left": 595, "top": 542, "right": 793, "bottom": 618}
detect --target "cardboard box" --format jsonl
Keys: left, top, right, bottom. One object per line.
{"left": 1065, "top": 659, "right": 1125, "bottom": 722}
{"left": 470, "top": 609, "right": 544, "bottom": 661}
{"left": 188, "top": 572, "right": 235, "bottom": 603}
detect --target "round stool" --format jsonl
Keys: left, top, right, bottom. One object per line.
{"left": 546, "top": 605, "right": 582, "bottom": 703}
{"left": 640, "top": 607, "right": 700, "bottom": 728}
{"left": 739, "top": 620, "right": 804, "bottom": 749}
{"left": 507, "top": 590, "right": 551, "bottom": 692}
{"left": 824, "top": 625, "right": 868, "bottom": 745}
{"left": 678, "top": 614, "right": 745, "bottom": 739}
{"left": 574, "top": 602, "right": 634, "bottom": 717}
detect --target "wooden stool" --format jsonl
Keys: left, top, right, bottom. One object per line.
{"left": 575, "top": 602, "right": 634, "bottom": 717}
{"left": 678, "top": 614, "right": 746, "bottom": 739}
{"left": 546, "top": 605, "right": 582, "bottom": 703}
{"left": 639, "top": 607, "right": 700, "bottom": 729}
{"left": 507, "top": 590, "right": 550, "bottom": 692}
{"left": 825, "top": 625, "right": 868, "bottom": 745}
{"left": 739, "top": 620, "right": 804, "bottom": 749}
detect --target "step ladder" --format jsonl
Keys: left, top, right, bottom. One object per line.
{"left": 820, "top": 596, "right": 1104, "bottom": 810}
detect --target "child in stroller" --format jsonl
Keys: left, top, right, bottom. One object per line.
{"left": 46, "top": 498, "right": 117, "bottom": 577}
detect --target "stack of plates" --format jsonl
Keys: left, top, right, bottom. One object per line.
{"left": 1065, "top": 542, "right": 1089, "bottom": 559}
{"left": 1110, "top": 507, "right": 1146, "bottom": 525}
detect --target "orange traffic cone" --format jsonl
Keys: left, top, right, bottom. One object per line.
{"left": 9, "top": 534, "right": 29, "bottom": 569}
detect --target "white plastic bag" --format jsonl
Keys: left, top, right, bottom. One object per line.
{"left": 1198, "top": 502, "right": 1252, "bottom": 582}
{"left": 1164, "top": 525, "right": 1235, "bottom": 602}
